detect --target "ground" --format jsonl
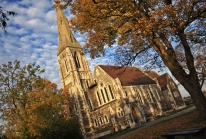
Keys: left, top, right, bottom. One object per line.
{"left": 103, "top": 106, "right": 206, "bottom": 139}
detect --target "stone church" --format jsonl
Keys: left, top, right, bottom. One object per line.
{"left": 53, "top": 1, "right": 185, "bottom": 138}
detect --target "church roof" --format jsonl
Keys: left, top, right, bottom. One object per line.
{"left": 145, "top": 71, "right": 159, "bottom": 79}
{"left": 157, "top": 73, "right": 168, "bottom": 91}
{"left": 99, "top": 65, "right": 156, "bottom": 86}
{"left": 145, "top": 71, "right": 168, "bottom": 91}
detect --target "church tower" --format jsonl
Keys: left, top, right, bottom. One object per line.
{"left": 53, "top": 0, "right": 93, "bottom": 137}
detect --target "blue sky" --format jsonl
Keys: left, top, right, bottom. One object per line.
{"left": 0, "top": 0, "right": 191, "bottom": 97}
{"left": 0, "top": 0, "right": 116, "bottom": 88}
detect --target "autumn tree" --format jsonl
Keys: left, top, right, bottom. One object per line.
{"left": 66, "top": 0, "right": 206, "bottom": 119}
{"left": 0, "top": 61, "right": 83, "bottom": 139}
{"left": 175, "top": 43, "right": 206, "bottom": 87}
{"left": 26, "top": 80, "right": 83, "bottom": 139}
{"left": 0, "top": 61, "right": 44, "bottom": 138}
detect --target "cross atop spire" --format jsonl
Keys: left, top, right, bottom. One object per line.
{"left": 52, "top": 0, "right": 70, "bottom": 9}
{"left": 53, "top": 0, "right": 82, "bottom": 55}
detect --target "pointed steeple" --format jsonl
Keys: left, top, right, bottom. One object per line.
{"left": 52, "top": 0, "right": 82, "bottom": 55}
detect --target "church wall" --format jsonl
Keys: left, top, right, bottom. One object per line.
{"left": 88, "top": 67, "right": 145, "bottom": 136}
{"left": 93, "top": 66, "right": 123, "bottom": 106}
{"left": 90, "top": 98, "right": 139, "bottom": 135}
{"left": 122, "top": 84, "right": 161, "bottom": 118}
{"left": 166, "top": 75, "right": 185, "bottom": 109}
{"left": 91, "top": 103, "right": 115, "bottom": 133}
{"left": 131, "top": 84, "right": 175, "bottom": 116}
{"left": 162, "top": 90, "right": 175, "bottom": 110}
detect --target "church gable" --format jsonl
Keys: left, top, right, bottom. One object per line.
{"left": 94, "top": 65, "right": 114, "bottom": 81}
{"left": 157, "top": 73, "right": 168, "bottom": 91}
{"left": 145, "top": 71, "right": 169, "bottom": 92}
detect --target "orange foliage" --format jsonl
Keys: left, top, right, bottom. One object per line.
{"left": 25, "top": 79, "right": 71, "bottom": 137}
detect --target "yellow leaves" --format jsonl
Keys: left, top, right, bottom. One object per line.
{"left": 69, "top": 0, "right": 203, "bottom": 63}
{"left": 117, "top": 22, "right": 133, "bottom": 34}
{"left": 123, "top": 12, "right": 132, "bottom": 17}
{"left": 126, "top": 111, "right": 206, "bottom": 139}
{"left": 100, "top": 9, "right": 108, "bottom": 14}
{"left": 19, "top": 79, "right": 68, "bottom": 137}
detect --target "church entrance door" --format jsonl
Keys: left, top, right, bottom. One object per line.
{"left": 131, "top": 107, "right": 141, "bottom": 123}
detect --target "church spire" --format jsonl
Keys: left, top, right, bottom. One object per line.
{"left": 52, "top": 0, "right": 82, "bottom": 55}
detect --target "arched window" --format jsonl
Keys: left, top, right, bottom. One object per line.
{"left": 125, "top": 91, "right": 128, "bottom": 96}
{"left": 104, "top": 115, "right": 109, "bottom": 123}
{"left": 117, "top": 107, "right": 124, "bottom": 118}
{"left": 97, "top": 91, "right": 102, "bottom": 105}
{"left": 99, "top": 117, "right": 103, "bottom": 125}
{"left": 64, "top": 59, "right": 69, "bottom": 71}
{"left": 94, "top": 119, "right": 98, "bottom": 127}
{"left": 137, "top": 92, "right": 142, "bottom": 103}
{"left": 74, "top": 52, "right": 81, "bottom": 68}
{"left": 101, "top": 89, "right": 106, "bottom": 103}
{"left": 86, "top": 80, "right": 89, "bottom": 87}
{"left": 108, "top": 85, "right": 114, "bottom": 99}
{"left": 156, "top": 89, "right": 160, "bottom": 100}
{"left": 104, "top": 87, "right": 110, "bottom": 101}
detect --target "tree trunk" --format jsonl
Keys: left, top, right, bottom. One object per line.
{"left": 180, "top": 76, "right": 206, "bottom": 120}
{"left": 171, "top": 69, "right": 206, "bottom": 120}
{"left": 190, "top": 89, "right": 206, "bottom": 120}
{"left": 153, "top": 32, "right": 206, "bottom": 120}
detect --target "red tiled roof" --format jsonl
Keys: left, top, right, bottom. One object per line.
{"left": 99, "top": 65, "right": 156, "bottom": 86}
{"left": 145, "top": 71, "right": 159, "bottom": 79}
{"left": 157, "top": 73, "right": 167, "bottom": 91}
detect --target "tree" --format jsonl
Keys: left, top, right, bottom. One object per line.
{"left": 175, "top": 43, "right": 206, "bottom": 87}
{"left": 0, "top": 6, "right": 17, "bottom": 33}
{"left": 0, "top": 61, "right": 83, "bottom": 139}
{"left": 0, "top": 60, "right": 45, "bottom": 138}
{"left": 67, "top": 0, "right": 206, "bottom": 119}
{"left": 27, "top": 80, "right": 83, "bottom": 139}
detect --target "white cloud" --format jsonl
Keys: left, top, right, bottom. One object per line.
{"left": 27, "top": 7, "right": 44, "bottom": 18}
{"left": 0, "top": 0, "right": 112, "bottom": 90}
{"left": 45, "top": 10, "right": 56, "bottom": 22}
{"left": 7, "top": 27, "right": 28, "bottom": 35}
{"left": 0, "top": 0, "right": 60, "bottom": 87}
{"left": 27, "top": 18, "right": 41, "bottom": 27}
